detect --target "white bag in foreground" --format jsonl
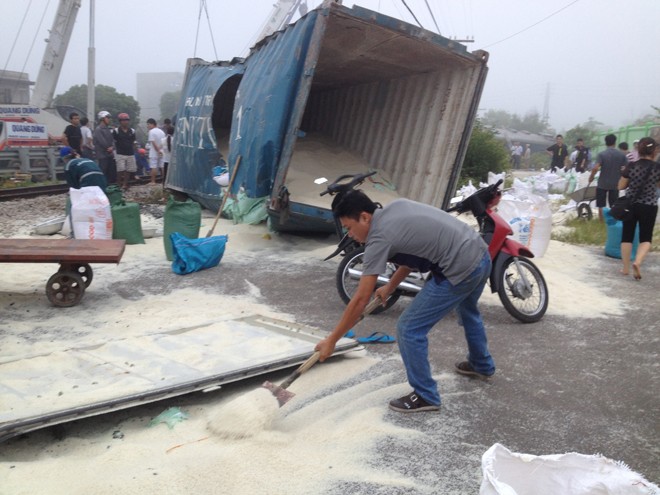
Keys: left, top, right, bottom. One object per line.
{"left": 481, "top": 443, "right": 659, "bottom": 495}
{"left": 70, "top": 186, "right": 113, "bottom": 240}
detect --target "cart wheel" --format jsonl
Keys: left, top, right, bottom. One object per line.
{"left": 59, "top": 263, "right": 93, "bottom": 287}
{"left": 577, "top": 203, "right": 592, "bottom": 220}
{"left": 46, "top": 271, "right": 86, "bottom": 307}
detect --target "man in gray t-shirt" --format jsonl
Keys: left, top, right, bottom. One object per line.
{"left": 315, "top": 191, "right": 495, "bottom": 413}
{"left": 589, "top": 133, "right": 627, "bottom": 221}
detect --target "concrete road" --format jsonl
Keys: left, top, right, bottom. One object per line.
{"left": 3, "top": 230, "right": 658, "bottom": 493}
{"left": 257, "top": 240, "right": 660, "bottom": 492}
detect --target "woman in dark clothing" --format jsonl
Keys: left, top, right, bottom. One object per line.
{"left": 618, "top": 137, "right": 660, "bottom": 280}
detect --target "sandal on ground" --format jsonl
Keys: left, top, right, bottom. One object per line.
{"left": 357, "top": 332, "right": 396, "bottom": 344}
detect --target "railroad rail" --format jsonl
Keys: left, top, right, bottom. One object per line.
{"left": 0, "top": 183, "right": 69, "bottom": 201}
{"left": 0, "top": 178, "right": 161, "bottom": 202}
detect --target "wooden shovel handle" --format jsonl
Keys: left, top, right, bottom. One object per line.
{"left": 217, "top": 155, "right": 242, "bottom": 216}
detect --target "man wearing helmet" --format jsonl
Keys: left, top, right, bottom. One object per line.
{"left": 112, "top": 113, "right": 138, "bottom": 190}
{"left": 93, "top": 111, "right": 116, "bottom": 184}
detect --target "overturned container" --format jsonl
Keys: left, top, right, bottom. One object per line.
{"left": 169, "top": 1, "right": 489, "bottom": 233}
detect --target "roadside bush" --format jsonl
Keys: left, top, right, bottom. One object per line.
{"left": 460, "top": 120, "right": 509, "bottom": 186}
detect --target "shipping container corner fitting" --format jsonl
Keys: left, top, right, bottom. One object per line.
{"left": 168, "top": 2, "right": 489, "bottom": 232}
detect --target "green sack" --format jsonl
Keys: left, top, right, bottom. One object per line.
{"left": 163, "top": 196, "right": 201, "bottom": 261}
{"left": 105, "top": 185, "right": 124, "bottom": 206}
{"left": 111, "top": 201, "right": 145, "bottom": 244}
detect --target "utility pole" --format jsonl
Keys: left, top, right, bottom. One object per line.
{"left": 542, "top": 82, "right": 550, "bottom": 124}
{"left": 87, "top": 0, "right": 95, "bottom": 127}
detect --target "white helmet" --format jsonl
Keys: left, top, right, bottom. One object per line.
{"left": 97, "top": 110, "right": 111, "bottom": 120}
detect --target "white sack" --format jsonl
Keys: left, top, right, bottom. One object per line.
{"left": 480, "top": 443, "right": 659, "bottom": 495}
{"left": 496, "top": 194, "right": 552, "bottom": 257}
{"left": 456, "top": 180, "right": 477, "bottom": 200}
{"left": 70, "top": 186, "right": 113, "bottom": 240}
{"left": 488, "top": 171, "right": 505, "bottom": 185}
{"left": 213, "top": 172, "right": 230, "bottom": 187}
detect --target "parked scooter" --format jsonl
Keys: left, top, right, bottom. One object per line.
{"left": 323, "top": 173, "right": 549, "bottom": 323}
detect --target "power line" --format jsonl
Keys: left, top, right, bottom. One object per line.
{"left": 202, "top": 0, "right": 219, "bottom": 60}
{"left": 2, "top": 0, "right": 33, "bottom": 74}
{"left": 482, "top": 0, "right": 580, "bottom": 49}
{"left": 400, "top": 0, "right": 423, "bottom": 29}
{"left": 422, "top": 0, "right": 441, "bottom": 34}
{"left": 12, "top": 0, "right": 50, "bottom": 96}
{"left": 193, "top": 0, "right": 203, "bottom": 57}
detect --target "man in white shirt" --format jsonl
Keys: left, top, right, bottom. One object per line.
{"left": 146, "top": 118, "right": 166, "bottom": 185}
{"left": 80, "top": 117, "right": 94, "bottom": 159}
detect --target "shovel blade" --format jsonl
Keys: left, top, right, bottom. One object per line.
{"left": 262, "top": 380, "right": 296, "bottom": 407}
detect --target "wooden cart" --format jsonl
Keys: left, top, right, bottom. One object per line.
{"left": 0, "top": 239, "right": 126, "bottom": 307}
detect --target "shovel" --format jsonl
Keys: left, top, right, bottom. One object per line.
{"left": 262, "top": 296, "right": 385, "bottom": 407}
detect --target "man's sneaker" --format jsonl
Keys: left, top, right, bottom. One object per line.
{"left": 454, "top": 361, "right": 494, "bottom": 379}
{"left": 389, "top": 392, "right": 440, "bottom": 413}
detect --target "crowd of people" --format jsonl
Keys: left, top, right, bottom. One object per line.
{"left": 61, "top": 111, "right": 174, "bottom": 191}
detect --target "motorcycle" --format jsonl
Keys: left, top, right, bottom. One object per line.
{"left": 322, "top": 173, "right": 549, "bottom": 323}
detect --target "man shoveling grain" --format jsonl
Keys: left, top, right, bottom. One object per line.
{"left": 315, "top": 190, "right": 495, "bottom": 413}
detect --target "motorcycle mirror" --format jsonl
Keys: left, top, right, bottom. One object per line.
{"left": 314, "top": 177, "right": 328, "bottom": 185}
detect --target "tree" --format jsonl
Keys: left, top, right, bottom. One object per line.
{"left": 482, "top": 108, "right": 550, "bottom": 134}
{"left": 482, "top": 109, "right": 513, "bottom": 129}
{"left": 160, "top": 90, "right": 181, "bottom": 122}
{"left": 53, "top": 84, "right": 140, "bottom": 123}
{"left": 514, "top": 110, "right": 549, "bottom": 134}
{"left": 564, "top": 118, "right": 602, "bottom": 150}
{"left": 460, "top": 120, "right": 510, "bottom": 185}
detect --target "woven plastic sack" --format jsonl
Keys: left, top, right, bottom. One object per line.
{"left": 111, "top": 201, "right": 144, "bottom": 245}
{"left": 104, "top": 185, "right": 124, "bottom": 206}
{"left": 69, "top": 186, "right": 113, "bottom": 239}
{"left": 481, "top": 443, "right": 659, "bottom": 495}
{"left": 224, "top": 191, "right": 268, "bottom": 225}
{"left": 163, "top": 197, "right": 201, "bottom": 261}
{"left": 496, "top": 194, "right": 552, "bottom": 257}
{"left": 170, "top": 232, "right": 228, "bottom": 275}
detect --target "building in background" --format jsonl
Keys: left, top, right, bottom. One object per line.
{"left": 0, "top": 71, "right": 34, "bottom": 104}
{"left": 136, "top": 72, "right": 183, "bottom": 125}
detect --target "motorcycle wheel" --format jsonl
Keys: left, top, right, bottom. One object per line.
{"left": 336, "top": 246, "right": 400, "bottom": 315}
{"left": 497, "top": 257, "right": 548, "bottom": 323}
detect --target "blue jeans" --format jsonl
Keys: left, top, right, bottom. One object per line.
{"left": 396, "top": 251, "right": 494, "bottom": 406}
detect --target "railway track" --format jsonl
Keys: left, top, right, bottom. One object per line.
{"left": 0, "top": 178, "right": 162, "bottom": 202}
{"left": 0, "top": 183, "right": 70, "bottom": 202}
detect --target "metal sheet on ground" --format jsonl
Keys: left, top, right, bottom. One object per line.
{"left": 0, "top": 314, "right": 358, "bottom": 442}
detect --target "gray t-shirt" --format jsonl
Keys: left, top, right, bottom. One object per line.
{"left": 362, "top": 199, "right": 488, "bottom": 286}
{"left": 596, "top": 147, "right": 627, "bottom": 190}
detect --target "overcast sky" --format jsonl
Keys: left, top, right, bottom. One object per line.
{"left": 2, "top": 0, "right": 659, "bottom": 132}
